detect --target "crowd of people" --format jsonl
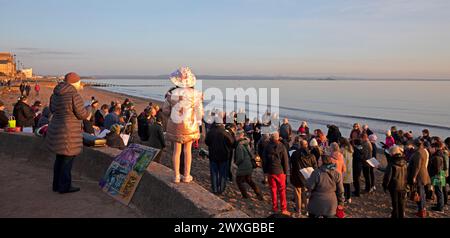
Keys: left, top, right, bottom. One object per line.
{"left": 1, "top": 69, "right": 450, "bottom": 219}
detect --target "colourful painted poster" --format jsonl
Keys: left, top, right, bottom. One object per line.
{"left": 100, "top": 143, "right": 160, "bottom": 205}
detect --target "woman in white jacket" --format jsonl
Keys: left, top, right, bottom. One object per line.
{"left": 163, "top": 67, "right": 203, "bottom": 183}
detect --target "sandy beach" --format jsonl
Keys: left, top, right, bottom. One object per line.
{"left": 1, "top": 80, "right": 449, "bottom": 218}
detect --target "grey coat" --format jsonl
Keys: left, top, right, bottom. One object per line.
{"left": 307, "top": 165, "right": 345, "bottom": 217}
{"left": 46, "top": 83, "right": 89, "bottom": 156}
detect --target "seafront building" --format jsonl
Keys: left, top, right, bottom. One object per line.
{"left": 0, "top": 52, "right": 17, "bottom": 79}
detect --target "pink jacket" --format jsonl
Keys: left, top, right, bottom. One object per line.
{"left": 385, "top": 136, "right": 395, "bottom": 148}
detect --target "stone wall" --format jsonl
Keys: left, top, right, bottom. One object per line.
{"left": 0, "top": 132, "right": 248, "bottom": 218}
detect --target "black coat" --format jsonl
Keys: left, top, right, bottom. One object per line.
{"left": 205, "top": 124, "right": 235, "bottom": 163}
{"left": 383, "top": 155, "right": 407, "bottom": 191}
{"left": 147, "top": 122, "right": 166, "bottom": 149}
{"left": 106, "top": 133, "right": 126, "bottom": 150}
{"left": 0, "top": 110, "right": 8, "bottom": 128}
{"left": 326, "top": 125, "right": 342, "bottom": 144}
{"left": 290, "top": 148, "right": 318, "bottom": 187}
{"left": 94, "top": 110, "right": 105, "bottom": 128}
{"left": 428, "top": 151, "right": 445, "bottom": 178}
{"left": 137, "top": 113, "right": 150, "bottom": 141}
{"left": 263, "top": 140, "right": 289, "bottom": 175}
{"left": 13, "top": 101, "right": 35, "bottom": 128}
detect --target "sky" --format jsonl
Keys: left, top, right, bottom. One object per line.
{"left": 1, "top": 0, "right": 450, "bottom": 78}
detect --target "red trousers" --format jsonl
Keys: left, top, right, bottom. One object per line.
{"left": 268, "top": 174, "right": 287, "bottom": 212}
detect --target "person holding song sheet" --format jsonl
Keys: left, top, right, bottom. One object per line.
{"left": 290, "top": 140, "right": 318, "bottom": 217}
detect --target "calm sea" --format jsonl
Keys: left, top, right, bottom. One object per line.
{"left": 83, "top": 78, "right": 450, "bottom": 139}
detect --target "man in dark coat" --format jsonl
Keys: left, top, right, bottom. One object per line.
{"left": 147, "top": 117, "right": 166, "bottom": 150}
{"left": 290, "top": 140, "right": 318, "bottom": 216}
{"left": 13, "top": 96, "right": 35, "bottom": 128}
{"left": 407, "top": 139, "right": 431, "bottom": 217}
{"left": 205, "top": 120, "right": 235, "bottom": 194}
{"left": 263, "top": 132, "right": 290, "bottom": 216}
{"left": 326, "top": 124, "right": 342, "bottom": 144}
{"left": 46, "top": 72, "right": 89, "bottom": 194}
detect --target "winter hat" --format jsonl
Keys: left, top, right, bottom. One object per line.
{"left": 169, "top": 67, "right": 196, "bottom": 88}
{"left": 64, "top": 72, "right": 81, "bottom": 84}
{"left": 309, "top": 138, "right": 319, "bottom": 147}
{"left": 389, "top": 145, "right": 404, "bottom": 156}
{"left": 369, "top": 134, "right": 378, "bottom": 142}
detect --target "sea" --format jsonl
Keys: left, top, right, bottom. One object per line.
{"left": 82, "top": 78, "right": 450, "bottom": 139}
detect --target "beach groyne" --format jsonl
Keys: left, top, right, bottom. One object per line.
{"left": 0, "top": 132, "right": 248, "bottom": 218}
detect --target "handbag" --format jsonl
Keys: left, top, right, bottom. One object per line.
{"left": 8, "top": 116, "right": 16, "bottom": 128}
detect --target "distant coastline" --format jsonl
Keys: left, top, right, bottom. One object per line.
{"left": 86, "top": 75, "right": 450, "bottom": 81}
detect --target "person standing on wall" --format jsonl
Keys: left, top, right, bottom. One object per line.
{"left": 46, "top": 72, "right": 89, "bottom": 194}
{"left": 162, "top": 67, "right": 204, "bottom": 183}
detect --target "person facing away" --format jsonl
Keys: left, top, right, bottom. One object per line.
{"left": 382, "top": 146, "right": 408, "bottom": 218}
{"left": 46, "top": 72, "right": 89, "bottom": 194}
{"left": 352, "top": 139, "right": 364, "bottom": 197}
{"left": 330, "top": 142, "right": 346, "bottom": 176}
{"left": 137, "top": 108, "right": 151, "bottom": 141}
{"left": 105, "top": 124, "right": 126, "bottom": 150}
{"left": 361, "top": 133, "right": 374, "bottom": 193}
{"left": 204, "top": 116, "right": 235, "bottom": 195}
{"left": 407, "top": 139, "right": 431, "bottom": 218}
{"left": 428, "top": 142, "right": 446, "bottom": 212}
{"left": 309, "top": 138, "right": 322, "bottom": 164}
{"left": 0, "top": 100, "right": 9, "bottom": 128}
{"left": 19, "top": 82, "right": 25, "bottom": 96}
{"left": 34, "top": 83, "right": 40, "bottom": 96}
{"left": 263, "top": 132, "right": 291, "bottom": 216}
{"left": 290, "top": 139, "right": 318, "bottom": 217}
{"left": 279, "top": 118, "right": 292, "bottom": 143}
{"left": 25, "top": 83, "right": 31, "bottom": 97}
{"left": 162, "top": 67, "right": 203, "bottom": 184}
{"left": 13, "top": 95, "right": 35, "bottom": 128}
{"left": 147, "top": 116, "right": 166, "bottom": 150}
{"left": 104, "top": 106, "right": 122, "bottom": 131}
{"left": 339, "top": 137, "right": 354, "bottom": 203}
{"left": 306, "top": 155, "right": 345, "bottom": 218}
{"left": 326, "top": 124, "right": 342, "bottom": 144}
{"left": 234, "top": 130, "right": 263, "bottom": 200}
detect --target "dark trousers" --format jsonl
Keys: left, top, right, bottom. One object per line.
{"left": 53, "top": 154, "right": 75, "bottom": 192}
{"left": 227, "top": 153, "right": 234, "bottom": 181}
{"left": 236, "top": 175, "right": 261, "bottom": 198}
{"left": 344, "top": 183, "right": 352, "bottom": 200}
{"left": 390, "top": 190, "right": 406, "bottom": 218}
{"left": 363, "top": 166, "right": 374, "bottom": 191}
{"left": 417, "top": 184, "right": 427, "bottom": 211}
{"left": 434, "top": 185, "right": 444, "bottom": 210}
{"left": 353, "top": 162, "right": 363, "bottom": 196}
{"left": 210, "top": 160, "right": 228, "bottom": 194}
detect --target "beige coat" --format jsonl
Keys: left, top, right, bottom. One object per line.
{"left": 162, "top": 87, "right": 203, "bottom": 144}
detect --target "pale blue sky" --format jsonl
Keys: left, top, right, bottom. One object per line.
{"left": 1, "top": 0, "right": 450, "bottom": 78}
